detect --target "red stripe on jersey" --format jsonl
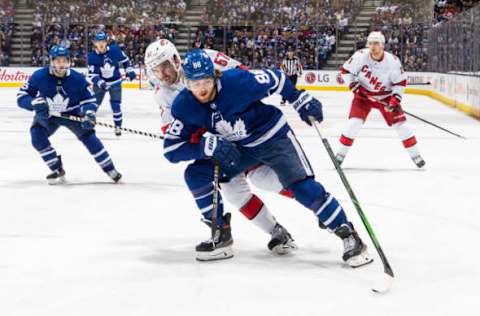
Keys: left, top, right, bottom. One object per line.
{"left": 392, "top": 80, "right": 407, "bottom": 87}
{"left": 340, "top": 67, "right": 350, "bottom": 74}
{"left": 237, "top": 64, "right": 249, "bottom": 71}
{"left": 279, "top": 189, "right": 294, "bottom": 199}
{"left": 402, "top": 136, "right": 417, "bottom": 148}
{"left": 240, "top": 195, "right": 264, "bottom": 220}
{"left": 340, "top": 135, "right": 354, "bottom": 146}
{"left": 161, "top": 124, "right": 170, "bottom": 135}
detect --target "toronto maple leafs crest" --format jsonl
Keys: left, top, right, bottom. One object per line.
{"left": 100, "top": 62, "right": 115, "bottom": 78}
{"left": 47, "top": 93, "right": 70, "bottom": 113}
{"left": 213, "top": 113, "right": 250, "bottom": 142}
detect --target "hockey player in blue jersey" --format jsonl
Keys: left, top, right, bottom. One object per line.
{"left": 17, "top": 45, "right": 122, "bottom": 184}
{"left": 88, "top": 31, "right": 136, "bottom": 136}
{"left": 163, "top": 49, "right": 373, "bottom": 267}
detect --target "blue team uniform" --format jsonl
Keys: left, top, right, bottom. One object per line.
{"left": 88, "top": 43, "right": 134, "bottom": 129}
{"left": 163, "top": 67, "right": 349, "bottom": 231}
{"left": 17, "top": 66, "right": 119, "bottom": 180}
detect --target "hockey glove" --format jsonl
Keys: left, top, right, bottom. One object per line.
{"left": 386, "top": 94, "right": 402, "bottom": 113}
{"left": 32, "top": 97, "right": 50, "bottom": 127}
{"left": 98, "top": 80, "right": 110, "bottom": 91}
{"left": 126, "top": 68, "right": 136, "bottom": 81}
{"left": 349, "top": 81, "right": 370, "bottom": 99}
{"left": 81, "top": 110, "right": 96, "bottom": 130}
{"left": 201, "top": 135, "right": 241, "bottom": 168}
{"left": 292, "top": 91, "right": 323, "bottom": 126}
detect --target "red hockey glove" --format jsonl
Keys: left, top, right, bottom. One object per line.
{"left": 386, "top": 94, "right": 402, "bottom": 113}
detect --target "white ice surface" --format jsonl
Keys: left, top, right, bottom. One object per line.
{"left": 1, "top": 88, "right": 479, "bottom": 316}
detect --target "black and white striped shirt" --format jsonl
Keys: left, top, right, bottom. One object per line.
{"left": 281, "top": 57, "right": 302, "bottom": 76}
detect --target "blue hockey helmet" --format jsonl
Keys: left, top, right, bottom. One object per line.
{"left": 49, "top": 45, "right": 70, "bottom": 59}
{"left": 183, "top": 49, "right": 214, "bottom": 81}
{"left": 49, "top": 45, "right": 71, "bottom": 77}
{"left": 94, "top": 31, "right": 108, "bottom": 42}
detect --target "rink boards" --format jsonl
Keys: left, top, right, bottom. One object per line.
{"left": 0, "top": 67, "right": 478, "bottom": 119}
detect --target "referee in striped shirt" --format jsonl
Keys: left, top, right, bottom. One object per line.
{"left": 280, "top": 49, "right": 303, "bottom": 105}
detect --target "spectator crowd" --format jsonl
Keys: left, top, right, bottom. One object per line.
{"left": 1, "top": 0, "right": 479, "bottom": 71}
{"left": 0, "top": 0, "right": 15, "bottom": 66}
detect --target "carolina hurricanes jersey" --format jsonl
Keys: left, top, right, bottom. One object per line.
{"left": 152, "top": 49, "right": 244, "bottom": 127}
{"left": 340, "top": 48, "right": 407, "bottom": 100}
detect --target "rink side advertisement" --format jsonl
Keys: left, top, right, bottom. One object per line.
{"left": 0, "top": 67, "right": 479, "bottom": 118}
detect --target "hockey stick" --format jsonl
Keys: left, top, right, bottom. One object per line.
{"left": 50, "top": 113, "right": 164, "bottom": 140}
{"left": 106, "top": 77, "right": 125, "bottom": 87}
{"left": 211, "top": 160, "right": 220, "bottom": 248}
{"left": 309, "top": 117, "right": 394, "bottom": 293}
{"left": 363, "top": 94, "right": 466, "bottom": 139}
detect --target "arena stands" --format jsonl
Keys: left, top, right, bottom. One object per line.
{"left": 0, "top": 0, "right": 15, "bottom": 66}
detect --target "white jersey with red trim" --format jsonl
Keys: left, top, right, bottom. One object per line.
{"left": 341, "top": 48, "right": 407, "bottom": 100}
{"left": 153, "top": 49, "right": 244, "bottom": 128}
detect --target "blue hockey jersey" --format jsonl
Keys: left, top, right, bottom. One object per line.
{"left": 87, "top": 44, "right": 132, "bottom": 85}
{"left": 17, "top": 67, "right": 97, "bottom": 114}
{"left": 163, "top": 68, "right": 302, "bottom": 163}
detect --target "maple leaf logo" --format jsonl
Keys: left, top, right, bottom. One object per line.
{"left": 47, "top": 93, "right": 70, "bottom": 113}
{"left": 215, "top": 118, "right": 249, "bottom": 141}
{"left": 100, "top": 62, "right": 115, "bottom": 78}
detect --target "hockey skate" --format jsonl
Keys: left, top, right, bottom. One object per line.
{"left": 114, "top": 127, "right": 122, "bottom": 137}
{"left": 268, "top": 223, "right": 297, "bottom": 255}
{"left": 196, "top": 213, "right": 234, "bottom": 261}
{"left": 334, "top": 223, "right": 373, "bottom": 268}
{"left": 107, "top": 169, "right": 122, "bottom": 183}
{"left": 412, "top": 155, "right": 426, "bottom": 168}
{"left": 46, "top": 156, "right": 66, "bottom": 185}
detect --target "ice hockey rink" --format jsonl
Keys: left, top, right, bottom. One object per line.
{"left": 1, "top": 87, "right": 479, "bottom": 316}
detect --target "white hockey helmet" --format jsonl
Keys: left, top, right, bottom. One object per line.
{"left": 144, "top": 39, "right": 181, "bottom": 72}
{"left": 367, "top": 31, "right": 385, "bottom": 45}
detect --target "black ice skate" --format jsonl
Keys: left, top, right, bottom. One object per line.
{"left": 107, "top": 169, "right": 122, "bottom": 183}
{"left": 46, "top": 156, "right": 66, "bottom": 185}
{"left": 114, "top": 127, "right": 122, "bottom": 137}
{"left": 268, "top": 223, "right": 297, "bottom": 255}
{"left": 196, "top": 213, "right": 234, "bottom": 261}
{"left": 412, "top": 155, "right": 426, "bottom": 168}
{"left": 334, "top": 222, "right": 373, "bottom": 268}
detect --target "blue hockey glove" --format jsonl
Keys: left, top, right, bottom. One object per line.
{"left": 292, "top": 91, "right": 323, "bottom": 126}
{"left": 81, "top": 110, "right": 96, "bottom": 130}
{"left": 32, "top": 97, "right": 49, "bottom": 127}
{"left": 97, "top": 80, "right": 110, "bottom": 91}
{"left": 201, "top": 135, "right": 241, "bottom": 168}
{"left": 126, "top": 69, "right": 136, "bottom": 81}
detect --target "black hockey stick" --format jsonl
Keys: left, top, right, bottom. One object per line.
{"left": 309, "top": 117, "right": 394, "bottom": 293}
{"left": 51, "top": 113, "right": 164, "bottom": 140}
{"left": 363, "top": 94, "right": 466, "bottom": 139}
{"left": 211, "top": 160, "right": 220, "bottom": 247}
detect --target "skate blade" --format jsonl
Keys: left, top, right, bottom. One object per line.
{"left": 347, "top": 251, "right": 374, "bottom": 268}
{"left": 271, "top": 241, "right": 298, "bottom": 255}
{"left": 48, "top": 176, "right": 66, "bottom": 185}
{"left": 196, "top": 246, "right": 234, "bottom": 262}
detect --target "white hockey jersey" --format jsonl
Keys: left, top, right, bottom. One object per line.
{"left": 340, "top": 48, "right": 407, "bottom": 100}
{"left": 152, "top": 49, "right": 244, "bottom": 127}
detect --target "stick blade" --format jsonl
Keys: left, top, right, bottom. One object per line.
{"left": 372, "top": 273, "right": 394, "bottom": 294}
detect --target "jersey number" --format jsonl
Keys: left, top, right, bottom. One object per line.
{"left": 168, "top": 120, "right": 184, "bottom": 136}
{"left": 214, "top": 52, "right": 230, "bottom": 67}
{"left": 254, "top": 71, "right": 270, "bottom": 84}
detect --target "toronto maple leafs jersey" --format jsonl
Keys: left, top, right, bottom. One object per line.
{"left": 17, "top": 67, "right": 97, "bottom": 115}
{"left": 88, "top": 44, "right": 133, "bottom": 85}
{"left": 153, "top": 49, "right": 245, "bottom": 127}
{"left": 163, "top": 68, "right": 301, "bottom": 163}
